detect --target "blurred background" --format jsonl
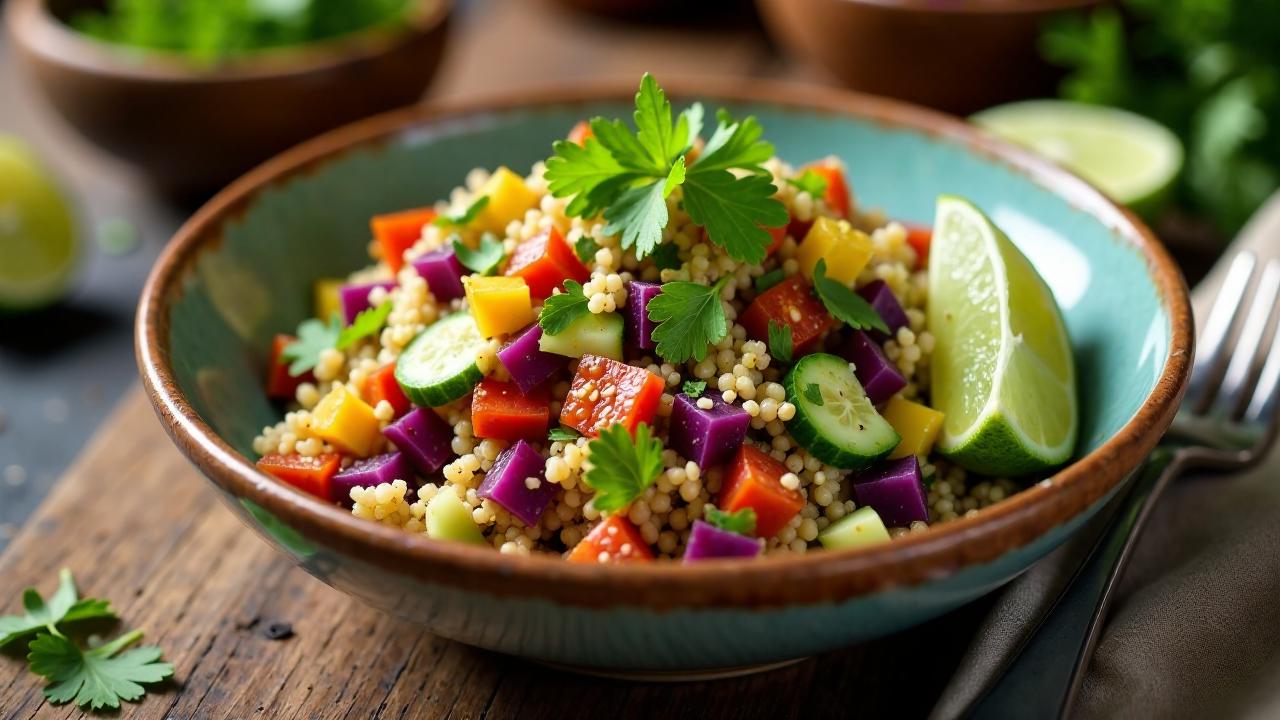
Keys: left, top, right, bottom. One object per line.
{"left": 0, "top": 0, "right": 1274, "bottom": 550}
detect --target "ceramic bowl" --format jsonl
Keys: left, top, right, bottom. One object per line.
{"left": 136, "top": 79, "right": 1191, "bottom": 676}
{"left": 5, "top": 0, "right": 451, "bottom": 198}
{"left": 755, "top": 0, "right": 1101, "bottom": 115}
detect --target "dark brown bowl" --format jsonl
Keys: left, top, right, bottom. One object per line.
{"left": 756, "top": 0, "right": 1101, "bottom": 115}
{"left": 5, "top": 0, "right": 451, "bottom": 198}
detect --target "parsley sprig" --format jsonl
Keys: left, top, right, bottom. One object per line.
{"left": 704, "top": 507, "right": 757, "bottom": 535}
{"left": 767, "top": 321, "right": 793, "bottom": 364}
{"left": 812, "top": 259, "right": 888, "bottom": 334}
{"left": 545, "top": 73, "right": 787, "bottom": 263}
{"left": 646, "top": 276, "right": 732, "bottom": 364}
{"left": 0, "top": 569, "right": 115, "bottom": 649}
{"left": 282, "top": 300, "right": 394, "bottom": 377}
{"left": 582, "top": 423, "right": 665, "bottom": 513}
{"left": 433, "top": 195, "right": 489, "bottom": 228}
{"left": 451, "top": 234, "right": 505, "bottom": 275}
{"left": 538, "top": 280, "right": 591, "bottom": 335}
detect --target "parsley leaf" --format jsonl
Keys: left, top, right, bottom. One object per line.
{"left": 452, "top": 234, "right": 505, "bottom": 276}
{"left": 336, "top": 301, "right": 392, "bottom": 350}
{"left": 433, "top": 195, "right": 489, "bottom": 227}
{"left": 755, "top": 268, "right": 785, "bottom": 294}
{"left": 646, "top": 276, "right": 732, "bottom": 364}
{"left": 694, "top": 110, "right": 775, "bottom": 174}
{"left": 682, "top": 380, "right": 706, "bottom": 398}
{"left": 768, "top": 321, "right": 793, "bottom": 364}
{"left": 649, "top": 242, "right": 682, "bottom": 271}
{"left": 29, "top": 630, "right": 173, "bottom": 711}
{"left": 548, "top": 426, "right": 582, "bottom": 442}
{"left": 545, "top": 136, "right": 635, "bottom": 219}
{"left": 787, "top": 169, "right": 829, "bottom": 198}
{"left": 539, "top": 280, "right": 592, "bottom": 335}
{"left": 281, "top": 315, "right": 342, "bottom": 377}
{"left": 682, "top": 169, "right": 788, "bottom": 265}
{"left": 812, "top": 259, "right": 889, "bottom": 333}
{"left": 602, "top": 178, "right": 670, "bottom": 259}
{"left": 804, "top": 383, "right": 825, "bottom": 406}
{"left": 574, "top": 235, "right": 600, "bottom": 264}
{"left": 633, "top": 73, "right": 683, "bottom": 167}
{"left": 583, "top": 423, "right": 665, "bottom": 513}
{"left": 704, "top": 506, "right": 757, "bottom": 535}
{"left": 0, "top": 569, "right": 115, "bottom": 649}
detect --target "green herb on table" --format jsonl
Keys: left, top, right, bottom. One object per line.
{"left": 0, "top": 569, "right": 115, "bottom": 649}
{"left": 582, "top": 423, "right": 665, "bottom": 513}
{"left": 812, "top": 259, "right": 888, "bottom": 333}
{"left": 538, "top": 280, "right": 591, "bottom": 335}
{"left": 451, "top": 233, "right": 505, "bottom": 275}
{"left": 646, "top": 276, "right": 732, "bottom": 364}
{"left": 433, "top": 196, "right": 490, "bottom": 228}
{"left": 704, "top": 507, "right": 756, "bottom": 535}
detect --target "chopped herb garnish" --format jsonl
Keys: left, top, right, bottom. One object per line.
{"left": 451, "top": 233, "right": 505, "bottom": 275}
{"left": 768, "top": 321, "right": 793, "bottom": 364}
{"left": 804, "top": 383, "right": 824, "bottom": 406}
{"left": 704, "top": 506, "right": 757, "bottom": 535}
{"left": 786, "top": 169, "right": 829, "bottom": 198}
{"left": 755, "top": 268, "right": 785, "bottom": 293}
{"left": 433, "top": 195, "right": 490, "bottom": 227}
{"left": 812, "top": 259, "right": 889, "bottom": 334}
{"left": 583, "top": 423, "right": 665, "bottom": 513}
{"left": 682, "top": 380, "right": 707, "bottom": 398}
{"left": 649, "top": 242, "right": 682, "bottom": 271}
{"left": 538, "top": 280, "right": 592, "bottom": 335}
{"left": 574, "top": 235, "right": 601, "bottom": 264}
{"left": 646, "top": 276, "right": 732, "bottom": 364}
{"left": 548, "top": 426, "right": 582, "bottom": 443}
{"left": 336, "top": 301, "right": 392, "bottom": 350}
{"left": 281, "top": 315, "right": 342, "bottom": 377}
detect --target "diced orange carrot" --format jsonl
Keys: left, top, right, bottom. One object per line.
{"left": 566, "top": 515, "right": 653, "bottom": 563}
{"left": 257, "top": 453, "right": 341, "bottom": 501}
{"left": 719, "top": 445, "right": 805, "bottom": 538}
{"left": 371, "top": 207, "right": 437, "bottom": 273}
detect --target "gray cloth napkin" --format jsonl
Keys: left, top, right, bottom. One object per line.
{"left": 932, "top": 192, "right": 1280, "bottom": 720}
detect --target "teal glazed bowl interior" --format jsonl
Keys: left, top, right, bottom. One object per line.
{"left": 137, "top": 80, "right": 1192, "bottom": 674}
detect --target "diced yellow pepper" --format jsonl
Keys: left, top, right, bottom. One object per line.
{"left": 313, "top": 279, "right": 344, "bottom": 322}
{"left": 464, "top": 275, "right": 534, "bottom": 338}
{"left": 478, "top": 166, "right": 538, "bottom": 233}
{"left": 881, "top": 395, "right": 946, "bottom": 460}
{"left": 310, "top": 385, "right": 381, "bottom": 457}
{"left": 796, "top": 216, "right": 873, "bottom": 285}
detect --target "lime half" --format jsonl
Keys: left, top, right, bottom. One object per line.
{"left": 972, "top": 100, "right": 1183, "bottom": 217}
{"left": 928, "top": 196, "right": 1077, "bottom": 476}
{"left": 0, "top": 136, "right": 79, "bottom": 312}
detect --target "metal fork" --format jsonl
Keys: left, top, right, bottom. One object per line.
{"left": 968, "top": 251, "right": 1280, "bottom": 719}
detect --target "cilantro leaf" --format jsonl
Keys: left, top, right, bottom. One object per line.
{"left": 682, "top": 380, "right": 706, "bottom": 398}
{"left": 812, "top": 259, "right": 889, "bottom": 333}
{"left": 0, "top": 569, "right": 116, "bottom": 649}
{"left": 649, "top": 242, "right": 682, "bottom": 271}
{"left": 574, "top": 235, "right": 600, "bottom": 264}
{"left": 755, "top": 268, "right": 785, "bottom": 293}
{"left": 433, "top": 195, "right": 489, "bottom": 227}
{"left": 787, "top": 169, "right": 829, "bottom": 198}
{"left": 768, "top": 321, "right": 793, "bottom": 364}
{"left": 29, "top": 630, "right": 173, "bottom": 711}
{"left": 704, "top": 506, "right": 757, "bottom": 535}
{"left": 452, "top": 233, "right": 505, "bottom": 275}
{"left": 336, "top": 301, "right": 392, "bottom": 350}
{"left": 583, "top": 423, "right": 665, "bottom": 513}
{"left": 539, "top": 280, "right": 591, "bottom": 335}
{"left": 548, "top": 426, "right": 581, "bottom": 443}
{"left": 281, "top": 315, "right": 341, "bottom": 377}
{"left": 646, "top": 276, "right": 732, "bottom": 364}
{"left": 682, "top": 170, "right": 788, "bottom": 264}
{"left": 804, "top": 383, "right": 825, "bottom": 406}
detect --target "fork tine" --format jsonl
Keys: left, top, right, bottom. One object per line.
{"left": 1246, "top": 311, "right": 1280, "bottom": 425}
{"left": 1211, "top": 259, "right": 1280, "bottom": 418}
{"left": 1188, "top": 252, "right": 1257, "bottom": 409}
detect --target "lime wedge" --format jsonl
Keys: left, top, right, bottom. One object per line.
{"left": 927, "top": 196, "right": 1077, "bottom": 476}
{"left": 0, "top": 136, "right": 79, "bottom": 312}
{"left": 972, "top": 100, "right": 1182, "bottom": 217}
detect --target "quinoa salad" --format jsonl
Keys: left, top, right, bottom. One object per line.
{"left": 252, "top": 75, "right": 1039, "bottom": 563}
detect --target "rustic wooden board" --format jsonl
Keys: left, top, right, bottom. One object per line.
{"left": 0, "top": 389, "right": 986, "bottom": 718}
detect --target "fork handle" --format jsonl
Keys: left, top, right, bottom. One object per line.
{"left": 967, "top": 447, "right": 1186, "bottom": 719}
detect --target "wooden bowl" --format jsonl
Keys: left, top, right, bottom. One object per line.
{"left": 756, "top": 0, "right": 1101, "bottom": 115}
{"left": 5, "top": 0, "right": 452, "bottom": 198}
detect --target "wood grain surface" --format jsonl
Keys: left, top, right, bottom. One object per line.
{"left": 0, "top": 389, "right": 988, "bottom": 718}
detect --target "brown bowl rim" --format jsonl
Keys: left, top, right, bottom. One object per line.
{"left": 5, "top": 0, "right": 451, "bottom": 82}
{"left": 136, "top": 77, "right": 1192, "bottom": 611}
{"left": 798, "top": 0, "right": 1101, "bottom": 15}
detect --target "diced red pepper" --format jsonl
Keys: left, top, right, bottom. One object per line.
{"left": 568, "top": 120, "right": 594, "bottom": 146}
{"left": 765, "top": 223, "right": 787, "bottom": 257}
{"left": 257, "top": 453, "right": 341, "bottom": 501}
{"left": 719, "top": 445, "right": 805, "bottom": 538}
{"left": 371, "top": 207, "right": 437, "bottom": 274}
{"left": 560, "top": 354, "right": 664, "bottom": 437}
{"left": 740, "top": 276, "right": 834, "bottom": 356}
{"left": 266, "top": 334, "right": 312, "bottom": 400}
{"left": 471, "top": 379, "right": 551, "bottom": 441}
{"left": 802, "top": 161, "right": 852, "bottom": 218}
{"left": 361, "top": 364, "right": 411, "bottom": 419}
{"left": 504, "top": 227, "right": 591, "bottom": 299}
{"left": 566, "top": 515, "right": 654, "bottom": 563}
{"left": 905, "top": 224, "right": 932, "bottom": 267}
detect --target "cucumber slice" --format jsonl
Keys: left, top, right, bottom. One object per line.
{"left": 538, "top": 312, "right": 624, "bottom": 360}
{"left": 426, "top": 490, "right": 486, "bottom": 545}
{"left": 783, "top": 353, "right": 899, "bottom": 470}
{"left": 396, "top": 313, "right": 487, "bottom": 407}
{"left": 819, "top": 506, "right": 891, "bottom": 550}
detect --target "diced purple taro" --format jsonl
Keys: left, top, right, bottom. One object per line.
{"left": 840, "top": 330, "right": 906, "bottom": 405}
{"left": 626, "top": 281, "right": 661, "bottom": 352}
{"left": 851, "top": 456, "right": 928, "bottom": 527}
{"left": 683, "top": 520, "right": 762, "bottom": 562}
{"left": 411, "top": 248, "right": 467, "bottom": 302}
{"left": 669, "top": 393, "right": 750, "bottom": 469}
{"left": 857, "top": 280, "right": 909, "bottom": 342}
{"left": 384, "top": 408, "right": 453, "bottom": 475}
{"left": 339, "top": 281, "right": 398, "bottom": 324}
{"left": 478, "top": 440, "right": 556, "bottom": 526}
{"left": 498, "top": 324, "right": 561, "bottom": 393}
{"left": 330, "top": 452, "right": 415, "bottom": 507}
